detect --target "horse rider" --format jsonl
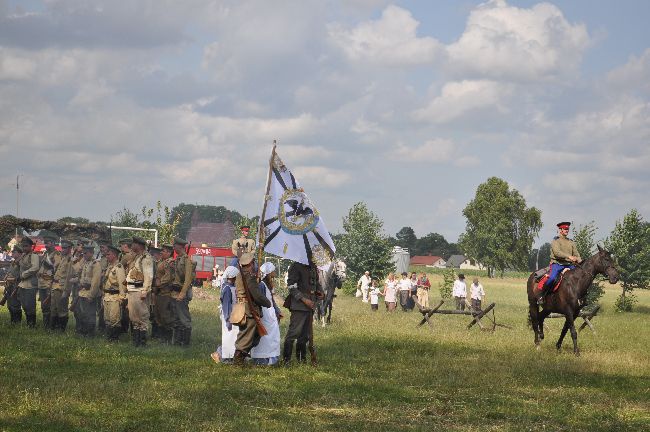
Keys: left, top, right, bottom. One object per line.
{"left": 537, "top": 221, "right": 581, "bottom": 304}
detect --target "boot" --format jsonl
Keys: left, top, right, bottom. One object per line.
{"left": 132, "top": 329, "right": 140, "bottom": 347}
{"left": 282, "top": 340, "right": 294, "bottom": 365}
{"left": 173, "top": 328, "right": 183, "bottom": 346}
{"left": 43, "top": 313, "right": 51, "bottom": 329}
{"left": 59, "top": 315, "right": 69, "bottom": 331}
{"left": 182, "top": 328, "right": 191, "bottom": 347}
{"left": 106, "top": 326, "right": 118, "bottom": 342}
{"left": 26, "top": 314, "right": 37, "bottom": 328}
{"left": 296, "top": 343, "right": 307, "bottom": 363}
{"left": 233, "top": 350, "right": 247, "bottom": 366}
{"left": 162, "top": 328, "right": 173, "bottom": 344}
{"left": 139, "top": 330, "right": 147, "bottom": 347}
{"left": 151, "top": 321, "right": 160, "bottom": 340}
{"left": 50, "top": 316, "right": 59, "bottom": 330}
{"left": 10, "top": 310, "right": 22, "bottom": 324}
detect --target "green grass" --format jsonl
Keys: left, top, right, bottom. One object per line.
{"left": 1, "top": 276, "right": 649, "bottom": 432}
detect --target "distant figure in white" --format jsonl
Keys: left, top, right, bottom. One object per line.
{"left": 357, "top": 271, "right": 371, "bottom": 302}
{"left": 453, "top": 274, "right": 467, "bottom": 311}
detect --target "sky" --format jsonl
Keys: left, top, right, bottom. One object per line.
{"left": 0, "top": 0, "right": 648, "bottom": 245}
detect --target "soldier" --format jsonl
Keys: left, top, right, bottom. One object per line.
{"left": 17, "top": 237, "right": 40, "bottom": 327}
{"left": 69, "top": 241, "right": 85, "bottom": 325}
{"left": 118, "top": 238, "right": 134, "bottom": 334}
{"left": 154, "top": 244, "right": 176, "bottom": 344}
{"left": 50, "top": 240, "right": 74, "bottom": 331}
{"left": 96, "top": 241, "right": 110, "bottom": 334}
{"left": 76, "top": 245, "right": 102, "bottom": 336}
{"left": 149, "top": 246, "right": 162, "bottom": 339}
{"left": 125, "top": 236, "right": 154, "bottom": 347}
{"left": 282, "top": 258, "right": 323, "bottom": 365}
{"left": 171, "top": 237, "right": 194, "bottom": 346}
{"left": 102, "top": 245, "right": 126, "bottom": 341}
{"left": 233, "top": 253, "right": 271, "bottom": 364}
{"left": 537, "top": 222, "right": 581, "bottom": 304}
{"left": 3, "top": 246, "right": 24, "bottom": 324}
{"left": 231, "top": 225, "right": 256, "bottom": 261}
{"left": 37, "top": 236, "right": 62, "bottom": 329}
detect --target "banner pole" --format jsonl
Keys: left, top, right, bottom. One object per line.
{"left": 257, "top": 140, "right": 277, "bottom": 279}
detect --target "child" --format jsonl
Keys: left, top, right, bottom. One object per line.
{"left": 369, "top": 280, "right": 382, "bottom": 311}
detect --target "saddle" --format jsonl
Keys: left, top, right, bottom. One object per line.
{"left": 534, "top": 267, "right": 570, "bottom": 294}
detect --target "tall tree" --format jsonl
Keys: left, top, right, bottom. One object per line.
{"left": 572, "top": 221, "right": 604, "bottom": 307}
{"left": 459, "top": 177, "right": 542, "bottom": 277}
{"left": 528, "top": 242, "right": 551, "bottom": 271}
{"left": 141, "top": 201, "right": 184, "bottom": 245}
{"left": 605, "top": 209, "right": 650, "bottom": 312}
{"left": 415, "top": 232, "right": 459, "bottom": 258}
{"left": 335, "top": 202, "right": 394, "bottom": 285}
{"left": 395, "top": 226, "right": 417, "bottom": 255}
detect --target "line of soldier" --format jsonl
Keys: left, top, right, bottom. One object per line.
{"left": 2, "top": 235, "right": 194, "bottom": 347}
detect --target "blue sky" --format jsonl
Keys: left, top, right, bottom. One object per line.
{"left": 0, "top": 0, "right": 648, "bottom": 247}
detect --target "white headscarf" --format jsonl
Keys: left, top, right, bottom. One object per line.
{"left": 260, "top": 262, "right": 276, "bottom": 279}
{"left": 223, "top": 266, "right": 240, "bottom": 279}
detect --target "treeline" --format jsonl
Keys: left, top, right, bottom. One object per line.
{"left": 387, "top": 227, "right": 460, "bottom": 258}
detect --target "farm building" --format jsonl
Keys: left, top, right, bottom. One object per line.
{"left": 410, "top": 255, "right": 446, "bottom": 268}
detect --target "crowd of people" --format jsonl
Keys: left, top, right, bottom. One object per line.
{"left": 357, "top": 270, "right": 486, "bottom": 313}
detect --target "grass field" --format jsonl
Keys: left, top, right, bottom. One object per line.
{"left": 1, "top": 275, "right": 649, "bottom": 432}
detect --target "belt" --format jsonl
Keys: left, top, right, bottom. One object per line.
{"left": 127, "top": 281, "right": 144, "bottom": 288}
{"left": 103, "top": 288, "right": 120, "bottom": 294}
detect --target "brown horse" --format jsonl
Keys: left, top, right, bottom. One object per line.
{"left": 527, "top": 245, "right": 619, "bottom": 356}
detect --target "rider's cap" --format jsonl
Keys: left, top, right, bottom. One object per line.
{"left": 173, "top": 237, "right": 188, "bottom": 246}
{"left": 557, "top": 222, "right": 571, "bottom": 229}
{"left": 239, "top": 253, "right": 254, "bottom": 266}
{"left": 240, "top": 225, "right": 250, "bottom": 231}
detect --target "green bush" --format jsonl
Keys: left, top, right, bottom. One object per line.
{"left": 439, "top": 268, "right": 455, "bottom": 299}
{"left": 615, "top": 293, "right": 638, "bottom": 312}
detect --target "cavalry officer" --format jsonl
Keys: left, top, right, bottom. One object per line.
{"left": 282, "top": 258, "right": 323, "bottom": 365}
{"left": 125, "top": 236, "right": 154, "bottom": 347}
{"left": 538, "top": 221, "right": 581, "bottom": 304}
{"left": 76, "top": 245, "right": 102, "bottom": 336}
{"left": 154, "top": 244, "right": 176, "bottom": 344}
{"left": 17, "top": 237, "right": 40, "bottom": 327}
{"left": 172, "top": 237, "right": 193, "bottom": 346}
{"left": 50, "top": 240, "right": 74, "bottom": 331}
{"left": 102, "top": 245, "right": 126, "bottom": 341}
{"left": 231, "top": 225, "right": 256, "bottom": 259}
{"left": 37, "top": 236, "right": 62, "bottom": 328}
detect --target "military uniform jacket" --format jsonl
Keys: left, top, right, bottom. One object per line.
{"left": 18, "top": 252, "right": 40, "bottom": 289}
{"left": 126, "top": 252, "right": 153, "bottom": 294}
{"left": 38, "top": 249, "right": 62, "bottom": 288}
{"left": 236, "top": 266, "right": 271, "bottom": 317}
{"left": 120, "top": 251, "right": 136, "bottom": 272}
{"left": 551, "top": 237, "right": 581, "bottom": 265}
{"left": 6, "top": 260, "right": 21, "bottom": 287}
{"left": 231, "top": 237, "right": 256, "bottom": 257}
{"left": 51, "top": 254, "right": 74, "bottom": 292}
{"left": 286, "top": 262, "right": 323, "bottom": 312}
{"left": 172, "top": 252, "right": 193, "bottom": 298}
{"left": 103, "top": 261, "right": 126, "bottom": 300}
{"left": 156, "top": 257, "right": 175, "bottom": 297}
{"left": 78, "top": 258, "right": 102, "bottom": 299}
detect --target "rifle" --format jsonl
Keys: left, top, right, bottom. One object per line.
{"left": 238, "top": 263, "right": 268, "bottom": 337}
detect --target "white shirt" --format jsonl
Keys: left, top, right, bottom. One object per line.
{"left": 369, "top": 287, "right": 380, "bottom": 305}
{"left": 358, "top": 275, "right": 371, "bottom": 289}
{"left": 470, "top": 283, "right": 485, "bottom": 300}
{"left": 384, "top": 280, "right": 397, "bottom": 302}
{"left": 452, "top": 279, "right": 467, "bottom": 297}
{"left": 398, "top": 278, "right": 411, "bottom": 291}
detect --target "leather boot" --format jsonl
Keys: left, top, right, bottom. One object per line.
{"left": 164, "top": 328, "right": 173, "bottom": 344}
{"left": 139, "top": 330, "right": 147, "bottom": 347}
{"left": 132, "top": 329, "right": 140, "bottom": 347}
{"left": 182, "top": 328, "right": 191, "bottom": 347}
{"left": 233, "top": 350, "right": 247, "bottom": 366}
{"left": 282, "top": 340, "right": 294, "bottom": 365}
{"left": 173, "top": 328, "right": 183, "bottom": 346}
{"left": 10, "top": 310, "right": 22, "bottom": 324}
{"left": 296, "top": 343, "right": 307, "bottom": 363}
{"left": 43, "top": 313, "right": 51, "bottom": 330}
{"left": 26, "top": 314, "right": 37, "bottom": 328}
{"left": 60, "top": 315, "right": 69, "bottom": 331}
{"left": 50, "top": 316, "right": 59, "bottom": 330}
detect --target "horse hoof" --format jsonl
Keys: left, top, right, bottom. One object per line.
{"left": 540, "top": 334, "right": 545, "bottom": 340}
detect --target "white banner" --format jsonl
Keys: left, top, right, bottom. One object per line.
{"left": 258, "top": 146, "right": 336, "bottom": 269}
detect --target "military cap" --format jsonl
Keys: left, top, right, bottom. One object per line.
{"left": 557, "top": 221, "right": 571, "bottom": 229}
{"left": 132, "top": 236, "right": 147, "bottom": 246}
{"left": 161, "top": 243, "right": 174, "bottom": 251}
{"left": 60, "top": 240, "right": 73, "bottom": 248}
{"left": 240, "top": 225, "right": 250, "bottom": 230}
{"left": 20, "top": 237, "right": 34, "bottom": 246}
{"left": 173, "top": 237, "right": 188, "bottom": 246}
{"left": 239, "top": 252, "right": 254, "bottom": 266}
{"left": 106, "top": 245, "right": 120, "bottom": 255}
{"left": 118, "top": 238, "right": 132, "bottom": 245}
{"left": 149, "top": 246, "right": 162, "bottom": 254}
{"left": 83, "top": 245, "right": 95, "bottom": 252}
{"left": 12, "top": 245, "right": 23, "bottom": 254}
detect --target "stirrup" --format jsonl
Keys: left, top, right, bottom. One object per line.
{"left": 536, "top": 296, "right": 545, "bottom": 305}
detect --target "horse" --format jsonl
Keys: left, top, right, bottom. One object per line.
{"left": 316, "top": 259, "right": 347, "bottom": 327}
{"left": 527, "top": 245, "right": 619, "bottom": 356}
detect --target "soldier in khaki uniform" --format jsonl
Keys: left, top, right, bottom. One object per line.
{"left": 17, "top": 237, "right": 40, "bottom": 327}
{"left": 172, "top": 237, "right": 194, "bottom": 346}
{"left": 149, "top": 246, "right": 162, "bottom": 339}
{"left": 233, "top": 253, "right": 271, "bottom": 364}
{"left": 118, "top": 238, "right": 135, "bottom": 334}
{"left": 96, "top": 242, "right": 110, "bottom": 334}
{"left": 50, "top": 240, "right": 74, "bottom": 331}
{"left": 231, "top": 225, "right": 256, "bottom": 261}
{"left": 153, "top": 244, "right": 176, "bottom": 344}
{"left": 537, "top": 221, "right": 582, "bottom": 304}
{"left": 125, "top": 236, "right": 154, "bottom": 347}
{"left": 69, "top": 241, "right": 85, "bottom": 325}
{"left": 3, "top": 246, "right": 24, "bottom": 324}
{"left": 102, "top": 245, "right": 126, "bottom": 341}
{"left": 37, "top": 236, "right": 62, "bottom": 329}
{"left": 76, "top": 245, "right": 102, "bottom": 336}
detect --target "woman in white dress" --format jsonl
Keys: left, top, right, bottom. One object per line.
{"left": 250, "top": 262, "right": 282, "bottom": 366}
{"left": 211, "top": 266, "right": 240, "bottom": 364}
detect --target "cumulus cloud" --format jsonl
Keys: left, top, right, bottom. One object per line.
{"left": 328, "top": 5, "right": 443, "bottom": 65}
{"left": 446, "top": 0, "right": 590, "bottom": 81}
{"left": 389, "top": 138, "right": 454, "bottom": 163}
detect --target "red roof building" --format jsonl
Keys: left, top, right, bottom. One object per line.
{"left": 409, "top": 255, "right": 446, "bottom": 267}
